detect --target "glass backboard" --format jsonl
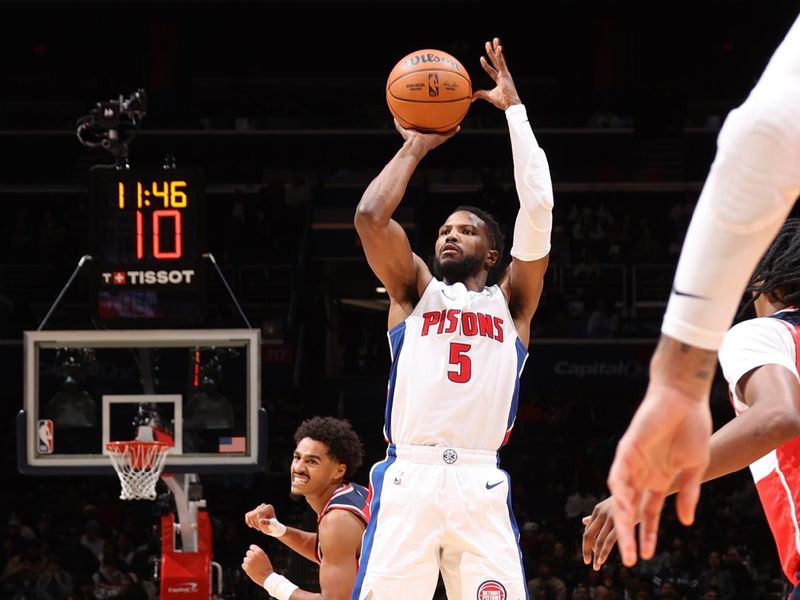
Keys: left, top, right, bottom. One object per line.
{"left": 18, "top": 329, "right": 266, "bottom": 474}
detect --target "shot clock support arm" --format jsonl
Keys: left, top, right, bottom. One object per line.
{"left": 202, "top": 253, "right": 252, "bottom": 329}
{"left": 37, "top": 255, "right": 93, "bottom": 331}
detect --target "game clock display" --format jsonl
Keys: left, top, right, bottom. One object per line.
{"left": 89, "top": 166, "right": 207, "bottom": 324}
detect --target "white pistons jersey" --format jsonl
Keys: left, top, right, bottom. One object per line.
{"left": 384, "top": 278, "right": 528, "bottom": 451}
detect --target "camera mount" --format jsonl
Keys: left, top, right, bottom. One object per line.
{"left": 76, "top": 89, "right": 147, "bottom": 166}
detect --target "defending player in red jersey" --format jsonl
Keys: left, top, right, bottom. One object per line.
{"left": 584, "top": 218, "right": 800, "bottom": 599}
{"left": 241, "top": 417, "right": 369, "bottom": 600}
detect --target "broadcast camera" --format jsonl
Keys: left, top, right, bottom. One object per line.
{"left": 76, "top": 89, "right": 147, "bottom": 163}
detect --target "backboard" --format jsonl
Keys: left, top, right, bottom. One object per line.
{"left": 18, "top": 329, "right": 266, "bottom": 475}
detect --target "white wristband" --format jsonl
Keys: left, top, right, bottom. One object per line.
{"left": 265, "top": 517, "right": 287, "bottom": 538}
{"left": 263, "top": 572, "right": 299, "bottom": 600}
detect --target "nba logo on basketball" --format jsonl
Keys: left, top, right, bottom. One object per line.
{"left": 427, "top": 73, "right": 440, "bottom": 97}
{"left": 38, "top": 419, "right": 54, "bottom": 454}
{"left": 477, "top": 580, "right": 506, "bottom": 600}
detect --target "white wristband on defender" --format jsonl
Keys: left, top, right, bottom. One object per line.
{"left": 263, "top": 572, "right": 299, "bottom": 600}
{"left": 264, "top": 518, "right": 287, "bottom": 538}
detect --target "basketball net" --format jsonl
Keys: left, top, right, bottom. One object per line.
{"left": 106, "top": 426, "right": 172, "bottom": 500}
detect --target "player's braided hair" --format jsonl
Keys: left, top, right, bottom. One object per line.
{"left": 294, "top": 416, "right": 364, "bottom": 480}
{"left": 454, "top": 205, "right": 506, "bottom": 261}
{"left": 739, "top": 217, "right": 800, "bottom": 317}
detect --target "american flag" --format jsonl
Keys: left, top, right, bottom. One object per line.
{"left": 218, "top": 436, "right": 246, "bottom": 453}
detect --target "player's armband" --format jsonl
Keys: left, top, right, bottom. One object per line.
{"left": 506, "top": 104, "right": 553, "bottom": 261}
{"left": 261, "top": 517, "right": 287, "bottom": 537}
{"left": 263, "top": 573, "right": 299, "bottom": 600}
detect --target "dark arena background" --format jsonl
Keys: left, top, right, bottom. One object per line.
{"left": 2, "top": 1, "right": 800, "bottom": 599}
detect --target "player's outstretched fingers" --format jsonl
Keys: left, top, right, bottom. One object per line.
{"left": 675, "top": 468, "right": 702, "bottom": 526}
{"left": 594, "top": 518, "right": 618, "bottom": 570}
{"left": 608, "top": 470, "right": 640, "bottom": 567}
{"left": 581, "top": 515, "right": 598, "bottom": 565}
{"left": 638, "top": 489, "right": 666, "bottom": 560}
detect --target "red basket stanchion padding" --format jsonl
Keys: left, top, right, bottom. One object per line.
{"left": 105, "top": 440, "right": 171, "bottom": 500}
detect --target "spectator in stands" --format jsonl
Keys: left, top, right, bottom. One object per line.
{"left": 80, "top": 521, "right": 105, "bottom": 563}
{"left": 698, "top": 550, "right": 734, "bottom": 600}
{"left": 565, "top": 482, "right": 599, "bottom": 522}
{"left": 36, "top": 557, "right": 74, "bottom": 600}
{"left": 721, "top": 546, "right": 753, "bottom": 599}
{"left": 572, "top": 583, "right": 591, "bottom": 599}
{"left": 651, "top": 548, "right": 699, "bottom": 599}
{"left": 57, "top": 528, "right": 98, "bottom": 585}
{"left": 1, "top": 540, "right": 43, "bottom": 598}
{"left": 528, "top": 556, "right": 567, "bottom": 600}
{"left": 586, "top": 298, "right": 620, "bottom": 338}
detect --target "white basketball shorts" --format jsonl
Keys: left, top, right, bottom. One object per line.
{"left": 351, "top": 444, "right": 528, "bottom": 600}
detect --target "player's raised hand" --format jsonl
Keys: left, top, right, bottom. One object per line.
{"left": 581, "top": 497, "right": 621, "bottom": 571}
{"left": 393, "top": 118, "right": 459, "bottom": 148}
{"left": 608, "top": 380, "right": 711, "bottom": 567}
{"left": 241, "top": 544, "right": 274, "bottom": 585}
{"left": 244, "top": 503, "right": 275, "bottom": 530}
{"left": 472, "top": 37, "right": 521, "bottom": 111}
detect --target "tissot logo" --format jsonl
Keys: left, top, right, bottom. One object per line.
{"left": 101, "top": 270, "right": 195, "bottom": 286}
{"left": 167, "top": 582, "right": 198, "bottom": 593}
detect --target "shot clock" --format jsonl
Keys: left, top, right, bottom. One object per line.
{"left": 88, "top": 165, "right": 207, "bottom": 325}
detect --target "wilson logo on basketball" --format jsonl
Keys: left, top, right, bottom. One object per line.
{"left": 403, "top": 52, "right": 461, "bottom": 71}
{"left": 477, "top": 580, "right": 506, "bottom": 600}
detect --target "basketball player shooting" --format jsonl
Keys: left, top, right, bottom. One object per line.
{"left": 351, "top": 38, "right": 554, "bottom": 600}
{"left": 241, "top": 417, "right": 369, "bottom": 600}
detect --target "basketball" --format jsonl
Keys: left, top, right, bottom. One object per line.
{"left": 386, "top": 49, "right": 472, "bottom": 133}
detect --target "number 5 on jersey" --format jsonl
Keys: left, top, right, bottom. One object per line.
{"left": 448, "top": 343, "right": 472, "bottom": 383}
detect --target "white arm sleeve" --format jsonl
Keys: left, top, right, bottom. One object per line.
{"left": 506, "top": 104, "right": 554, "bottom": 261}
{"left": 662, "top": 14, "right": 800, "bottom": 350}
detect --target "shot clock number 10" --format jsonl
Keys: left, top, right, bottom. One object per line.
{"left": 88, "top": 165, "right": 207, "bottom": 324}
{"left": 118, "top": 179, "right": 188, "bottom": 259}
{"left": 89, "top": 166, "right": 206, "bottom": 266}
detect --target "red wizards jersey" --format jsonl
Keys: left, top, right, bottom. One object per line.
{"left": 315, "top": 482, "right": 370, "bottom": 564}
{"left": 719, "top": 308, "right": 800, "bottom": 585}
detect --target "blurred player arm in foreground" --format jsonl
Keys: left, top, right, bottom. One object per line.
{"left": 607, "top": 13, "right": 800, "bottom": 566}
{"left": 585, "top": 362, "right": 800, "bottom": 569}
{"left": 472, "top": 37, "right": 552, "bottom": 345}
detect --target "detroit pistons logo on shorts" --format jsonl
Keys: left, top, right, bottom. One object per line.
{"left": 477, "top": 580, "right": 506, "bottom": 600}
